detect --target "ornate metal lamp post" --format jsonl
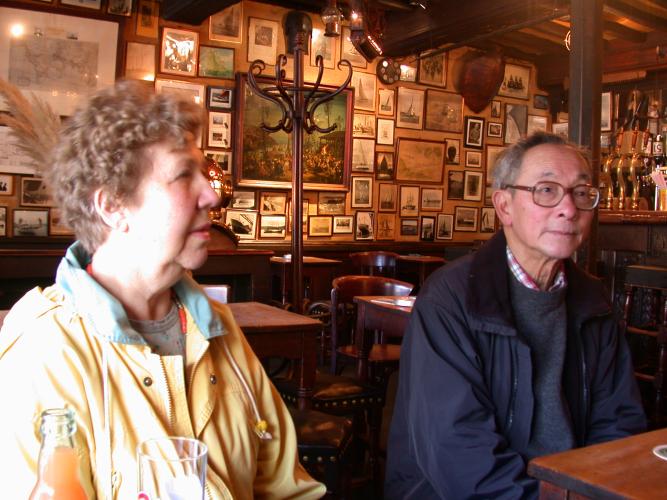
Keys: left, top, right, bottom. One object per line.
{"left": 246, "top": 11, "right": 352, "bottom": 314}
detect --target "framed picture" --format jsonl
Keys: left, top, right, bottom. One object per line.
{"left": 108, "top": 0, "right": 132, "bottom": 16}
{"left": 552, "top": 122, "right": 568, "bottom": 139}
{"left": 424, "top": 90, "right": 463, "bottom": 133}
{"left": 0, "top": 174, "right": 14, "bottom": 195}
{"left": 207, "top": 86, "right": 233, "bottom": 110}
{"left": 136, "top": 0, "right": 159, "bottom": 38}
{"left": 376, "top": 213, "right": 396, "bottom": 240}
{"left": 446, "top": 139, "right": 461, "bottom": 165}
{"left": 198, "top": 46, "right": 234, "bottom": 79}
{"left": 399, "top": 63, "right": 417, "bottom": 82}
{"left": 259, "top": 215, "right": 286, "bottom": 238}
{"left": 310, "top": 29, "right": 336, "bottom": 69}
{"left": 534, "top": 94, "right": 549, "bottom": 110}
{"left": 376, "top": 118, "right": 394, "bottom": 146}
{"left": 504, "top": 103, "right": 528, "bottom": 144}
{"left": 396, "top": 139, "right": 445, "bottom": 183}
{"left": 352, "top": 71, "right": 376, "bottom": 112}
{"left": 447, "top": 170, "right": 464, "bottom": 200}
{"left": 21, "top": 177, "right": 54, "bottom": 207}
{"left": 209, "top": 2, "right": 243, "bottom": 44}
{"left": 0, "top": 206, "right": 5, "bottom": 236}
{"left": 375, "top": 151, "right": 395, "bottom": 180}
{"left": 230, "top": 190, "right": 256, "bottom": 209}
{"left": 49, "top": 207, "right": 73, "bottom": 236}
{"left": 464, "top": 116, "right": 485, "bottom": 149}
{"left": 235, "top": 74, "right": 352, "bottom": 191}
{"left": 13, "top": 208, "right": 48, "bottom": 237}
{"left": 352, "top": 138, "right": 375, "bottom": 172}
{"left": 480, "top": 207, "right": 496, "bottom": 233}
{"left": 355, "top": 211, "right": 375, "bottom": 240}
{"left": 247, "top": 17, "right": 279, "bottom": 65}
{"left": 205, "top": 150, "right": 232, "bottom": 174}
{"left": 601, "top": 91, "right": 612, "bottom": 132}
{"left": 208, "top": 112, "right": 232, "bottom": 148}
{"left": 400, "top": 218, "right": 419, "bottom": 236}
{"left": 341, "top": 26, "right": 367, "bottom": 68}
{"left": 308, "top": 216, "right": 333, "bottom": 237}
{"left": 454, "top": 206, "right": 478, "bottom": 232}
{"left": 351, "top": 177, "right": 373, "bottom": 208}
{"left": 498, "top": 63, "right": 530, "bottom": 100}
{"left": 488, "top": 122, "right": 503, "bottom": 138}
{"left": 420, "top": 216, "right": 436, "bottom": 241}
{"left": 378, "top": 88, "right": 395, "bottom": 116}
{"left": 160, "top": 27, "right": 198, "bottom": 77}
{"left": 378, "top": 183, "right": 397, "bottom": 212}
{"left": 125, "top": 42, "right": 155, "bottom": 81}
{"left": 155, "top": 79, "right": 205, "bottom": 106}
{"left": 464, "top": 171, "right": 483, "bottom": 201}
{"left": 396, "top": 87, "right": 425, "bottom": 130}
{"left": 317, "top": 192, "right": 346, "bottom": 215}
{"left": 333, "top": 215, "right": 354, "bottom": 234}
{"left": 465, "top": 150, "right": 482, "bottom": 168}
{"left": 421, "top": 187, "right": 443, "bottom": 211}
{"left": 225, "top": 209, "right": 258, "bottom": 239}
{"left": 436, "top": 213, "right": 453, "bottom": 240}
{"left": 486, "top": 145, "right": 506, "bottom": 186}
{"left": 418, "top": 50, "right": 447, "bottom": 87}
{"left": 259, "top": 191, "right": 287, "bottom": 214}
{"left": 527, "top": 114, "right": 548, "bottom": 136}
{"left": 399, "top": 185, "right": 419, "bottom": 217}
{"left": 491, "top": 100, "right": 502, "bottom": 118}
{"left": 61, "top": 0, "right": 101, "bottom": 9}
{"left": 353, "top": 113, "right": 376, "bottom": 138}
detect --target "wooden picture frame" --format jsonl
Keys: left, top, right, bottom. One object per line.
{"left": 259, "top": 215, "right": 286, "bottom": 238}
{"left": 436, "top": 213, "right": 453, "bottom": 240}
{"left": 491, "top": 100, "right": 502, "bottom": 118}
{"left": 487, "top": 122, "right": 503, "bottom": 138}
{"left": 527, "top": 114, "right": 548, "bottom": 136}
{"left": 533, "top": 94, "right": 549, "bottom": 110}
{"left": 61, "top": 0, "right": 101, "bottom": 9}
{"left": 136, "top": 0, "right": 159, "bottom": 38}
{"left": 498, "top": 63, "right": 530, "bottom": 100}
{"left": 378, "top": 88, "right": 395, "bottom": 116}
{"left": 125, "top": 41, "right": 155, "bottom": 81}
{"left": 247, "top": 17, "right": 279, "bottom": 65}
{"left": 375, "top": 151, "right": 395, "bottom": 180}
{"left": 155, "top": 79, "right": 205, "bottom": 106}
{"left": 207, "top": 86, "right": 233, "bottom": 110}
{"left": 376, "top": 118, "right": 394, "bottom": 145}
{"left": 317, "top": 192, "right": 346, "bottom": 215}
{"left": 486, "top": 145, "right": 506, "bottom": 187}
{"left": 49, "top": 207, "right": 73, "bottom": 236}
{"left": 447, "top": 170, "right": 464, "bottom": 200}
{"left": 418, "top": 50, "right": 447, "bottom": 87}
{"left": 353, "top": 113, "right": 376, "bottom": 138}
{"left": 107, "top": 0, "right": 132, "bottom": 16}
{"left": 396, "top": 139, "right": 445, "bottom": 183}
{"left": 480, "top": 207, "right": 496, "bottom": 233}
{"left": 225, "top": 209, "right": 257, "bottom": 239}
{"left": 552, "top": 121, "right": 568, "bottom": 139}
{"left": 351, "top": 176, "right": 373, "bottom": 208}
{"left": 259, "top": 191, "right": 287, "bottom": 215}
{"left": 454, "top": 206, "right": 478, "bottom": 232}
{"left": 20, "top": 177, "right": 54, "bottom": 207}
{"left": 204, "top": 150, "right": 232, "bottom": 174}
{"left": 446, "top": 139, "right": 461, "bottom": 165}
{"left": 209, "top": 2, "right": 243, "bottom": 44}
{"left": 352, "top": 71, "right": 376, "bottom": 112}
{"left": 376, "top": 213, "right": 396, "bottom": 240}
{"left": 465, "top": 150, "right": 482, "bottom": 168}
{"left": 463, "top": 171, "right": 483, "bottom": 201}
{"left": 396, "top": 87, "right": 425, "bottom": 130}
{"left": 333, "top": 215, "right": 354, "bottom": 234}
{"left": 230, "top": 190, "right": 256, "bottom": 210}
{"left": 399, "top": 62, "right": 417, "bottom": 82}
{"left": 399, "top": 185, "right": 419, "bottom": 217}
{"left": 504, "top": 103, "right": 528, "bottom": 144}
{"left": 198, "top": 45, "right": 234, "bottom": 79}
{"left": 340, "top": 26, "right": 367, "bottom": 68}
{"left": 464, "top": 116, "right": 485, "bottom": 149}
{"left": 235, "top": 73, "right": 352, "bottom": 191}
{"left": 0, "top": 174, "right": 14, "bottom": 196}
{"left": 420, "top": 216, "right": 435, "bottom": 241}
{"left": 400, "top": 218, "right": 419, "bottom": 236}
{"left": 208, "top": 111, "right": 232, "bottom": 148}
{"left": 421, "top": 187, "right": 443, "bottom": 211}
{"left": 355, "top": 211, "right": 375, "bottom": 240}
{"left": 352, "top": 138, "right": 375, "bottom": 172}
{"left": 424, "top": 90, "right": 463, "bottom": 133}
{"left": 160, "top": 27, "right": 198, "bottom": 77}
{"left": 0, "top": 205, "right": 6, "bottom": 236}
{"left": 310, "top": 29, "right": 336, "bottom": 69}
{"left": 13, "top": 208, "right": 48, "bottom": 237}
{"left": 308, "top": 215, "right": 333, "bottom": 237}
{"left": 378, "top": 182, "right": 398, "bottom": 212}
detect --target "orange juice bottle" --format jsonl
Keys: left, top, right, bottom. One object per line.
{"left": 29, "top": 408, "right": 87, "bottom": 500}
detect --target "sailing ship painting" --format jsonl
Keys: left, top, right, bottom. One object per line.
{"left": 352, "top": 139, "right": 374, "bottom": 172}
{"left": 396, "top": 87, "right": 424, "bottom": 129}
{"left": 353, "top": 72, "right": 376, "bottom": 111}
{"left": 376, "top": 152, "right": 394, "bottom": 180}
{"left": 225, "top": 210, "right": 257, "bottom": 239}
{"left": 378, "top": 88, "right": 395, "bottom": 116}
{"left": 376, "top": 214, "right": 395, "bottom": 240}
{"left": 400, "top": 185, "right": 419, "bottom": 216}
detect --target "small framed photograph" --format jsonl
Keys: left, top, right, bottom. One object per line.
{"left": 552, "top": 122, "right": 569, "bottom": 139}
{"left": 454, "top": 206, "right": 478, "bottom": 232}
{"left": 155, "top": 79, "right": 205, "bottom": 106}
{"left": 378, "top": 88, "right": 395, "bottom": 116}
{"left": 0, "top": 174, "right": 14, "bottom": 196}
{"left": 487, "top": 122, "right": 503, "bottom": 138}
{"left": 420, "top": 216, "right": 436, "bottom": 241}
{"left": 376, "top": 118, "right": 395, "bottom": 145}
{"left": 259, "top": 215, "right": 286, "bottom": 238}
{"left": 436, "top": 214, "right": 453, "bottom": 240}
{"left": 425, "top": 90, "right": 463, "bottom": 133}
{"left": 465, "top": 150, "right": 482, "bottom": 168}
{"left": 352, "top": 71, "right": 377, "bottom": 112}
{"left": 378, "top": 183, "right": 398, "bottom": 212}
{"left": 125, "top": 42, "right": 155, "bottom": 81}
{"left": 209, "top": 2, "right": 243, "bottom": 44}
{"left": 160, "top": 27, "right": 199, "bottom": 77}
{"left": 225, "top": 210, "right": 258, "bottom": 239}
{"left": 491, "top": 100, "right": 502, "bottom": 118}
{"left": 464, "top": 116, "right": 485, "bottom": 149}
{"left": 207, "top": 86, "right": 233, "bottom": 110}
{"left": 355, "top": 211, "right": 375, "bottom": 240}
{"left": 446, "top": 139, "right": 461, "bottom": 165}
{"left": 396, "top": 87, "right": 425, "bottom": 130}
{"left": 61, "top": 0, "right": 101, "bottom": 9}
{"left": 534, "top": 94, "right": 550, "bottom": 110}
{"left": 486, "top": 145, "right": 506, "bottom": 184}
{"left": 247, "top": 17, "right": 279, "bottom": 65}
{"left": 198, "top": 46, "right": 234, "bottom": 79}
{"left": 310, "top": 29, "right": 336, "bottom": 69}
{"left": 504, "top": 103, "right": 528, "bottom": 144}
{"left": 464, "top": 171, "right": 483, "bottom": 201}
{"left": 400, "top": 218, "right": 419, "bottom": 236}
{"left": 376, "top": 213, "right": 396, "bottom": 240}
{"left": 352, "top": 139, "right": 375, "bottom": 172}
{"left": 136, "top": 0, "right": 159, "bottom": 38}
{"left": 399, "top": 63, "right": 417, "bottom": 82}
{"left": 351, "top": 177, "right": 373, "bottom": 208}
{"left": 0, "top": 206, "right": 6, "bottom": 236}
{"left": 21, "top": 177, "right": 54, "bottom": 207}
{"left": 340, "top": 26, "right": 367, "bottom": 68}
{"left": 447, "top": 170, "right": 464, "bottom": 200}
{"left": 353, "top": 113, "right": 376, "bottom": 138}
{"left": 498, "top": 63, "right": 530, "bottom": 100}
{"left": 259, "top": 192, "right": 287, "bottom": 215}
{"left": 308, "top": 216, "right": 333, "bottom": 237}
{"left": 527, "top": 114, "right": 548, "bottom": 136}
{"left": 317, "top": 192, "right": 346, "bottom": 215}
{"left": 13, "top": 209, "right": 49, "bottom": 237}
{"left": 421, "top": 187, "right": 443, "bottom": 211}
{"left": 480, "top": 207, "right": 496, "bottom": 233}
{"left": 399, "top": 185, "right": 419, "bottom": 217}
{"left": 107, "top": 0, "right": 132, "bottom": 16}
{"left": 204, "top": 150, "right": 232, "bottom": 174}
{"left": 418, "top": 50, "right": 447, "bottom": 87}
{"left": 208, "top": 111, "right": 232, "bottom": 148}
{"left": 49, "top": 208, "right": 73, "bottom": 236}
{"left": 333, "top": 215, "right": 354, "bottom": 234}
{"left": 231, "top": 190, "right": 256, "bottom": 210}
{"left": 375, "top": 151, "right": 395, "bottom": 180}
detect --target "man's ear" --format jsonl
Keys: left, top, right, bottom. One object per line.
{"left": 93, "top": 188, "right": 128, "bottom": 232}
{"left": 492, "top": 188, "right": 513, "bottom": 228}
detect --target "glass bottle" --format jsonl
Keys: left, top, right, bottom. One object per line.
{"left": 30, "top": 408, "right": 87, "bottom": 500}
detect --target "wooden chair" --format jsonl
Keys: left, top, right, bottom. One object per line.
{"left": 349, "top": 251, "right": 400, "bottom": 277}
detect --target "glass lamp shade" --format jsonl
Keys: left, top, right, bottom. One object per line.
{"left": 321, "top": 4, "right": 342, "bottom": 37}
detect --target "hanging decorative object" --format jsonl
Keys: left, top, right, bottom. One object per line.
{"left": 452, "top": 48, "right": 504, "bottom": 113}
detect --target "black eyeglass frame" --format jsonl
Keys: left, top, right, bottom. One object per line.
{"left": 501, "top": 181, "right": 600, "bottom": 210}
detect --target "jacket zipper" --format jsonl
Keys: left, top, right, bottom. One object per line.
{"left": 158, "top": 358, "right": 175, "bottom": 430}
{"left": 507, "top": 347, "right": 518, "bottom": 431}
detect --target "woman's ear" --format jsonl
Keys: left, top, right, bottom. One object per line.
{"left": 492, "top": 188, "right": 513, "bottom": 228}
{"left": 93, "top": 188, "right": 128, "bottom": 232}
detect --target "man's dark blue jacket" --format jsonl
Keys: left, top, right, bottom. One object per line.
{"left": 385, "top": 230, "right": 646, "bottom": 499}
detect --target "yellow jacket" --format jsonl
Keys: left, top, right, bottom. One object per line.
{"left": 0, "top": 243, "right": 325, "bottom": 499}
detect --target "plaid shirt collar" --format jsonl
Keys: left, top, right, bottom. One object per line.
{"left": 506, "top": 246, "right": 567, "bottom": 291}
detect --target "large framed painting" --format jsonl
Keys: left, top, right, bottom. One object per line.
{"left": 396, "top": 139, "right": 445, "bottom": 184}
{"left": 424, "top": 90, "right": 463, "bottom": 132}
{"left": 235, "top": 73, "right": 352, "bottom": 191}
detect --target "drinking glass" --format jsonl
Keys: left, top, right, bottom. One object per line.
{"left": 137, "top": 436, "right": 207, "bottom": 500}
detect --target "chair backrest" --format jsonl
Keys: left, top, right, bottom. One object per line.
{"left": 349, "top": 251, "right": 400, "bottom": 277}
{"left": 203, "top": 284, "right": 231, "bottom": 304}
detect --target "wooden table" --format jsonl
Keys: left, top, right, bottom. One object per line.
{"left": 270, "top": 255, "right": 342, "bottom": 306}
{"left": 228, "top": 301, "right": 321, "bottom": 409}
{"left": 527, "top": 428, "right": 667, "bottom": 499}
{"left": 352, "top": 295, "right": 415, "bottom": 381}
{"left": 397, "top": 255, "right": 446, "bottom": 288}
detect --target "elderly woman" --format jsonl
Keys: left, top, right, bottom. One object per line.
{"left": 0, "top": 81, "right": 324, "bottom": 499}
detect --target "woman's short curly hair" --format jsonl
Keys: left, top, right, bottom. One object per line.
{"left": 47, "top": 80, "right": 203, "bottom": 253}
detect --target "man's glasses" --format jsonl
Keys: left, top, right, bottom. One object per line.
{"left": 501, "top": 181, "right": 600, "bottom": 210}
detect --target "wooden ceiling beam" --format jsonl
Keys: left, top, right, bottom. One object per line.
{"left": 604, "top": 0, "right": 667, "bottom": 32}
{"left": 602, "top": 19, "right": 648, "bottom": 43}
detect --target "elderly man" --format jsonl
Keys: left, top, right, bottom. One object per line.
{"left": 385, "top": 132, "right": 646, "bottom": 499}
